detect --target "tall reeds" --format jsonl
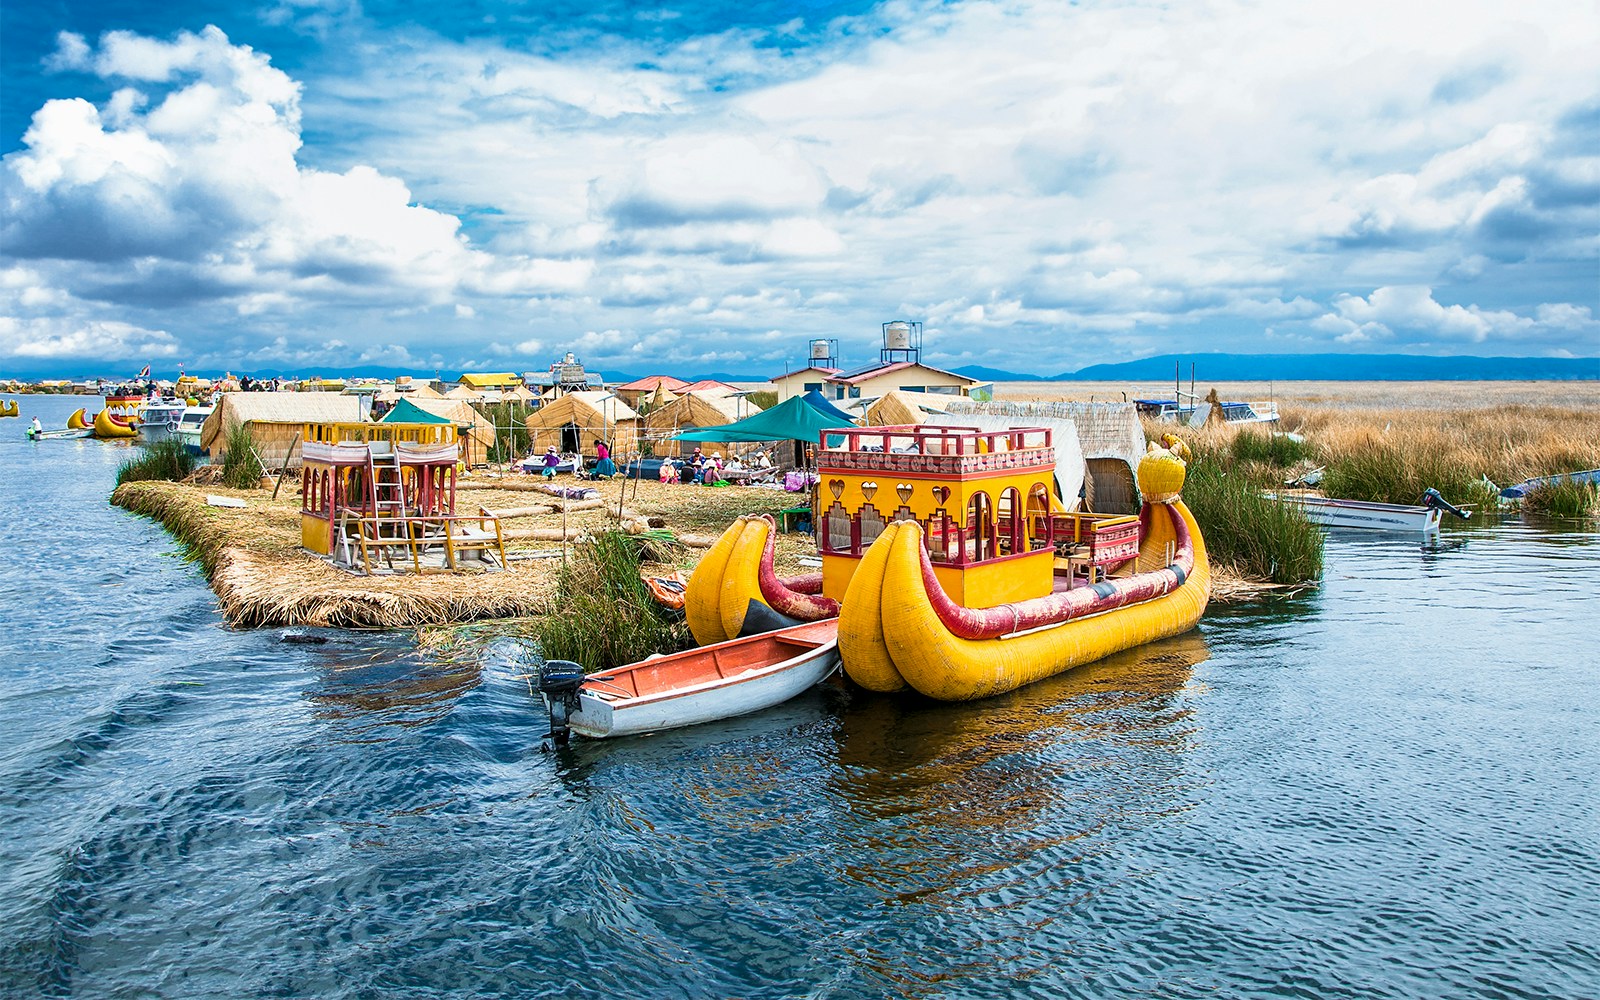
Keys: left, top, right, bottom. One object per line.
{"left": 1178, "top": 438, "right": 1324, "bottom": 585}
{"left": 534, "top": 530, "right": 692, "bottom": 670}
{"left": 1520, "top": 479, "right": 1600, "bottom": 520}
{"left": 220, "top": 422, "right": 263, "bottom": 489}
{"left": 115, "top": 439, "right": 197, "bottom": 487}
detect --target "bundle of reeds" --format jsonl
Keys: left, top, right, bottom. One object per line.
{"left": 115, "top": 439, "right": 197, "bottom": 487}
{"left": 1178, "top": 437, "right": 1324, "bottom": 585}
{"left": 532, "top": 530, "right": 692, "bottom": 671}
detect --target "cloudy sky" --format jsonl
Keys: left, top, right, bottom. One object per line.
{"left": 1, "top": 0, "right": 1596, "bottom": 378}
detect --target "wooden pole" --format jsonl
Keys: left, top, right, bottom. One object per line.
{"left": 270, "top": 430, "right": 301, "bottom": 500}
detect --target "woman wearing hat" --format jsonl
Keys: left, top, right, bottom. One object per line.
{"left": 541, "top": 446, "right": 560, "bottom": 478}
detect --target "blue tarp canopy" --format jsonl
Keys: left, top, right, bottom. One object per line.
{"left": 672, "top": 393, "right": 857, "bottom": 443}
{"left": 799, "top": 390, "right": 858, "bottom": 424}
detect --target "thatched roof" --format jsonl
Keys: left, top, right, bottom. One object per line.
{"left": 525, "top": 391, "right": 641, "bottom": 457}
{"left": 444, "top": 384, "right": 486, "bottom": 401}
{"left": 644, "top": 389, "right": 760, "bottom": 432}
{"left": 199, "top": 392, "right": 363, "bottom": 451}
{"left": 863, "top": 389, "right": 955, "bottom": 426}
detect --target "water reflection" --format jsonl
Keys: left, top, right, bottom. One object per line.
{"left": 300, "top": 633, "right": 480, "bottom": 737}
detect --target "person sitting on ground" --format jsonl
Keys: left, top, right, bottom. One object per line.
{"left": 752, "top": 449, "right": 772, "bottom": 469}
{"left": 541, "top": 446, "right": 560, "bottom": 478}
{"left": 593, "top": 439, "right": 616, "bottom": 479}
{"left": 658, "top": 458, "right": 679, "bottom": 484}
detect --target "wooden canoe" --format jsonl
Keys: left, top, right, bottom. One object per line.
{"left": 549, "top": 619, "right": 839, "bottom": 739}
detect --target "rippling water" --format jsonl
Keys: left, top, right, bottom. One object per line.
{"left": 2, "top": 395, "right": 1597, "bottom": 999}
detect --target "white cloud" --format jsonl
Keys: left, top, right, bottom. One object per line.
{"left": 4, "top": 2, "right": 1598, "bottom": 372}
{"left": 0, "top": 315, "right": 179, "bottom": 359}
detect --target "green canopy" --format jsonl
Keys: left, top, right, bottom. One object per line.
{"left": 380, "top": 398, "right": 453, "bottom": 424}
{"left": 673, "top": 393, "right": 856, "bottom": 443}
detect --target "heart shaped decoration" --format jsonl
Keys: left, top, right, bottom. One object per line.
{"left": 896, "top": 482, "right": 913, "bottom": 503}
{"left": 829, "top": 479, "right": 844, "bottom": 499}
{"left": 931, "top": 485, "right": 951, "bottom": 506}
{"left": 861, "top": 481, "right": 877, "bottom": 501}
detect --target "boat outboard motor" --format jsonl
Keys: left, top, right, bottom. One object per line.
{"left": 1421, "top": 488, "right": 1472, "bottom": 520}
{"left": 537, "top": 659, "right": 587, "bottom": 746}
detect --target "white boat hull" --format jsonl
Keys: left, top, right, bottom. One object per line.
{"left": 559, "top": 641, "right": 840, "bottom": 739}
{"left": 1267, "top": 493, "right": 1443, "bottom": 533}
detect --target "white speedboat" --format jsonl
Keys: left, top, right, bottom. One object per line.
{"left": 136, "top": 402, "right": 186, "bottom": 444}
{"left": 176, "top": 405, "right": 212, "bottom": 454}
{"left": 538, "top": 619, "right": 839, "bottom": 741}
{"left": 1266, "top": 489, "right": 1470, "bottom": 534}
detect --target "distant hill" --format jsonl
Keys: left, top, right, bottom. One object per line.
{"left": 1054, "top": 353, "right": 1600, "bottom": 382}
{"left": 953, "top": 354, "right": 1597, "bottom": 382}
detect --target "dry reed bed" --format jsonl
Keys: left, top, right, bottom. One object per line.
{"left": 111, "top": 476, "right": 809, "bottom": 629}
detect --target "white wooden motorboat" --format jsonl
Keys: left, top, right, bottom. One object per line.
{"left": 538, "top": 619, "right": 839, "bottom": 740}
{"left": 1266, "top": 489, "right": 1469, "bottom": 533}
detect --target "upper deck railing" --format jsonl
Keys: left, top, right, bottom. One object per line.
{"left": 817, "top": 424, "right": 1054, "bottom": 477}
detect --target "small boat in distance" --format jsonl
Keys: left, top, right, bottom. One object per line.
{"left": 537, "top": 619, "right": 840, "bottom": 742}
{"left": 1498, "top": 469, "right": 1600, "bottom": 500}
{"left": 1266, "top": 489, "right": 1471, "bottom": 533}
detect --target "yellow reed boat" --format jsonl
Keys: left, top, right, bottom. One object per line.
{"left": 685, "top": 423, "right": 1209, "bottom": 702}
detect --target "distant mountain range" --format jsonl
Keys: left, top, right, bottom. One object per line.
{"left": 954, "top": 353, "right": 1600, "bottom": 382}
{"left": 8, "top": 354, "right": 1596, "bottom": 384}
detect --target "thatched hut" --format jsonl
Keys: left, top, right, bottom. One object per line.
{"left": 643, "top": 390, "right": 764, "bottom": 458}
{"left": 200, "top": 392, "right": 364, "bottom": 468}
{"left": 862, "top": 389, "right": 955, "bottom": 427}
{"left": 524, "top": 391, "right": 639, "bottom": 458}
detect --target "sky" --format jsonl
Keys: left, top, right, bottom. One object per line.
{"left": 1, "top": 0, "right": 1597, "bottom": 379}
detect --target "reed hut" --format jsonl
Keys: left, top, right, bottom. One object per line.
{"left": 444, "top": 384, "right": 486, "bottom": 402}
{"left": 524, "top": 391, "right": 639, "bottom": 458}
{"left": 200, "top": 392, "right": 364, "bottom": 468}
{"left": 863, "top": 389, "right": 955, "bottom": 427}
{"left": 644, "top": 390, "right": 764, "bottom": 458}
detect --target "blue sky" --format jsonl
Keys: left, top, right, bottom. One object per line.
{"left": 2, "top": 0, "right": 1597, "bottom": 378}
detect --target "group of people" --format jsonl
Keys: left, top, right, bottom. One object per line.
{"left": 536, "top": 439, "right": 617, "bottom": 479}
{"left": 530, "top": 441, "right": 774, "bottom": 484}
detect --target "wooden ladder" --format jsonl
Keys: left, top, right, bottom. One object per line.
{"left": 358, "top": 448, "right": 420, "bottom": 574}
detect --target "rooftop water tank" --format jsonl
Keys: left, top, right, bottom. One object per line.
{"left": 883, "top": 321, "right": 914, "bottom": 351}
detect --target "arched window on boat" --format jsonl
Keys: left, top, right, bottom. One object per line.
{"left": 966, "top": 491, "right": 994, "bottom": 563}
{"left": 926, "top": 510, "right": 955, "bottom": 563}
{"left": 859, "top": 504, "right": 886, "bottom": 550}
{"left": 823, "top": 501, "right": 853, "bottom": 553}
{"left": 1027, "top": 482, "right": 1053, "bottom": 550}
{"left": 998, "top": 487, "right": 1023, "bottom": 556}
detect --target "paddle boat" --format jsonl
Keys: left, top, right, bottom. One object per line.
{"left": 685, "top": 425, "right": 1211, "bottom": 702}
{"left": 536, "top": 618, "right": 839, "bottom": 742}
{"left": 1265, "top": 488, "right": 1471, "bottom": 534}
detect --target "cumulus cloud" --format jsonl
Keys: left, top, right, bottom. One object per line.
{"left": 3, "top": 2, "right": 1598, "bottom": 374}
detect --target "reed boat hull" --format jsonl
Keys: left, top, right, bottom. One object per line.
{"left": 837, "top": 499, "right": 1210, "bottom": 701}
{"left": 92, "top": 408, "right": 139, "bottom": 439}
{"left": 684, "top": 514, "right": 838, "bottom": 645}
{"left": 557, "top": 619, "right": 840, "bottom": 738}
{"left": 66, "top": 408, "right": 91, "bottom": 430}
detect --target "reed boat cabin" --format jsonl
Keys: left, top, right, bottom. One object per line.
{"left": 815, "top": 424, "right": 1139, "bottom": 607}
{"left": 299, "top": 421, "right": 504, "bottom": 573}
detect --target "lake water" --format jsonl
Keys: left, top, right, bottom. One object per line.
{"left": 2, "top": 395, "right": 1597, "bottom": 999}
